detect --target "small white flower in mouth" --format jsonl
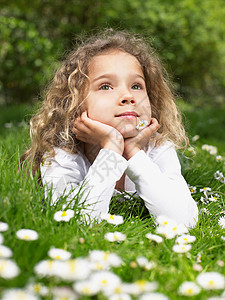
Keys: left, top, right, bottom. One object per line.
{"left": 136, "top": 117, "right": 149, "bottom": 130}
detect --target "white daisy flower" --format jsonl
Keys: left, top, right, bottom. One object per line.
{"left": 156, "top": 226, "right": 176, "bottom": 239}
{"left": 202, "top": 144, "right": 217, "bottom": 155}
{"left": 16, "top": 229, "right": 38, "bottom": 241}
{"left": 196, "top": 253, "right": 202, "bottom": 263}
{"left": 104, "top": 231, "right": 126, "bottom": 242}
{"left": 0, "top": 233, "right": 4, "bottom": 244}
{"left": 187, "top": 146, "right": 196, "bottom": 154}
{"left": 54, "top": 209, "right": 74, "bottom": 222}
{"left": 175, "top": 234, "right": 196, "bottom": 244}
{"left": 178, "top": 281, "right": 201, "bottom": 296}
{"left": 90, "top": 271, "right": 121, "bottom": 292}
{"left": 196, "top": 272, "right": 225, "bottom": 290}
{"left": 51, "top": 286, "right": 78, "bottom": 300}
{"left": 26, "top": 282, "right": 49, "bottom": 296}
{"left": 146, "top": 233, "right": 163, "bottom": 243}
{"left": 136, "top": 119, "right": 149, "bottom": 130}
{"left": 48, "top": 247, "right": 72, "bottom": 260}
{"left": 216, "top": 155, "right": 223, "bottom": 162}
{"left": 192, "top": 135, "right": 200, "bottom": 142}
{"left": 108, "top": 294, "right": 131, "bottom": 300}
{"left": 56, "top": 258, "right": 91, "bottom": 281}
{"left": 208, "top": 195, "right": 218, "bottom": 202}
{"left": 172, "top": 244, "right": 192, "bottom": 253}
{"left": 139, "top": 292, "right": 169, "bottom": 300}
{"left": 1, "top": 289, "right": 39, "bottom": 300}
{"left": 0, "top": 245, "right": 13, "bottom": 258}
{"left": 136, "top": 256, "right": 156, "bottom": 270}
{"left": 218, "top": 217, "right": 225, "bottom": 229}
{"left": 193, "top": 264, "right": 203, "bottom": 272}
{"left": 130, "top": 280, "right": 158, "bottom": 295}
{"left": 156, "top": 223, "right": 188, "bottom": 239}
{"left": 88, "top": 250, "right": 122, "bottom": 268}
{"left": 90, "top": 260, "right": 109, "bottom": 271}
{"left": 200, "top": 187, "right": 211, "bottom": 197}
{"left": 156, "top": 215, "right": 176, "bottom": 227}
{"left": 101, "top": 213, "right": 124, "bottom": 225}
{"left": 214, "top": 171, "right": 223, "bottom": 180}
{"left": 221, "top": 177, "right": 225, "bottom": 184}
{"left": 188, "top": 185, "right": 197, "bottom": 194}
{"left": 103, "top": 282, "right": 130, "bottom": 297}
{"left": 0, "top": 259, "right": 20, "bottom": 279}
{"left": 0, "top": 221, "right": 9, "bottom": 232}
{"left": 73, "top": 279, "right": 100, "bottom": 296}
{"left": 34, "top": 259, "right": 61, "bottom": 277}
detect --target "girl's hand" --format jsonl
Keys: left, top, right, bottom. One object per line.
{"left": 72, "top": 111, "right": 124, "bottom": 155}
{"left": 123, "top": 118, "right": 160, "bottom": 160}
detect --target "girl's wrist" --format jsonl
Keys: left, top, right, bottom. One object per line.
{"left": 123, "top": 147, "right": 140, "bottom": 160}
{"left": 102, "top": 140, "right": 124, "bottom": 156}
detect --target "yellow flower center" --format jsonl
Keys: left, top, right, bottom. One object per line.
{"left": 209, "top": 280, "right": 215, "bottom": 286}
{"left": 163, "top": 221, "right": 168, "bottom": 225}
{"left": 187, "top": 288, "right": 193, "bottom": 295}
{"left": 103, "top": 252, "right": 109, "bottom": 260}
{"left": 109, "top": 215, "right": 115, "bottom": 220}
{"left": 54, "top": 255, "right": 61, "bottom": 260}
{"left": 113, "top": 234, "right": 119, "bottom": 240}
{"left": 82, "top": 287, "right": 90, "bottom": 294}
{"left": 34, "top": 284, "right": 41, "bottom": 292}
{"left": 96, "top": 263, "right": 103, "bottom": 270}
{"left": 0, "top": 261, "right": 6, "bottom": 271}
{"left": 115, "top": 286, "right": 122, "bottom": 293}
{"left": 17, "top": 291, "right": 26, "bottom": 300}
{"left": 101, "top": 279, "right": 108, "bottom": 286}
{"left": 61, "top": 211, "right": 67, "bottom": 217}
{"left": 183, "top": 238, "right": 188, "bottom": 241}
{"left": 47, "top": 260, "right": 53, "bottom": 269}
{"left": 68, "top": 260, "right": 76, "bottom": 272}
{"left": 23, "top": 235, "right": 30, "bottom": 240}
{"left": 190, "top": 189, "right": 194, "bottom": 192}
{"left": 173, "top": 226, "right": 177, "bottom": 231}
{"left": 136, "top": 279, "right": 147, "bottom": 287}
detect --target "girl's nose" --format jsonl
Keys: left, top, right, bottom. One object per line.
{"left": 120, "top": 90, "right": 136, "bottom": 105}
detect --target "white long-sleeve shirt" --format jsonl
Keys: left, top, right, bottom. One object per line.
{"left": 40, "top": 141, "right": 198, "bottom": 227}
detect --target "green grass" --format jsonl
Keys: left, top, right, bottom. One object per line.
{"left": 0, "top": 101, "right": 225, "bottom": 300}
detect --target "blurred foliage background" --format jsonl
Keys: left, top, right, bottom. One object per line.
{"left": 0, "top": 0, "right": 225, "bottom": 106}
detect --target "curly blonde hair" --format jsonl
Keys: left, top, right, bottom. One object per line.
{"left": 21, "top": 29, "right": 188, "bottom": 175}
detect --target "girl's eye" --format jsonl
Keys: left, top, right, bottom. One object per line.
{"left": 132, "top": 84, "right": 142, "bottom": 90}
{"left": 99, "top": 83, "right": 112, "bottom": 90}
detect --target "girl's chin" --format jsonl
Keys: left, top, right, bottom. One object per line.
{"left": 119, "top": 128, "right": 138, "bottom": 139}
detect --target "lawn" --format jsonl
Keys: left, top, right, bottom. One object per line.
{"left": 0, "top": 100, "right": 224, "bottom": 300}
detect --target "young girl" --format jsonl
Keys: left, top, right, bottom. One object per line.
{"left": 23, "top": 30, "right": 198, "bottom": 227}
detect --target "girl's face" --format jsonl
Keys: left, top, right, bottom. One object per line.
{"left": 84, "top": 50, "right": 151, "bottom": 138}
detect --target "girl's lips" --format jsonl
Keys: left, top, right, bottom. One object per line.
{"left": 116, "top": 111, "right": 139, "bottom": 118}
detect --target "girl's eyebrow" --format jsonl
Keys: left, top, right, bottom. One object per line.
{"left": 92, "top": 73, "right": 145, "bottom": 82}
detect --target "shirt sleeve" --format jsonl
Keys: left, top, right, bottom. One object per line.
{"left": 40, "top": 148, "right": 128, "bottom": 221}
{"left": 125, "top": 144, "right": 198, "bottom": 227}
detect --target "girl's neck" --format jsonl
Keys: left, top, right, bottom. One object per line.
{"left": 84, "top": 143, "right": 101, "bottom": 164}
